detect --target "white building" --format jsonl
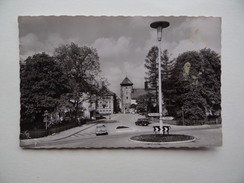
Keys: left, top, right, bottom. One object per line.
{"left": 96, "top": 86, "right": 115, "bottom": 115}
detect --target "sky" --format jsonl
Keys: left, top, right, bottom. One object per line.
{"left": 19, "top": 16, "right": 221, "bottom": 95}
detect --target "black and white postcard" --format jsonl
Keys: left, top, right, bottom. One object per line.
{"left": 19, "top": 16, "right": 222, "bottom": 148}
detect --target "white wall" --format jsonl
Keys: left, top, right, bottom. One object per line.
{"left": 0, "top": 1, "right": 244, "bottom": 183}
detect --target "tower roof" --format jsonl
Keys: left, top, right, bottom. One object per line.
{"left": 120, "top": 77, "right": 133, "bottom": 86}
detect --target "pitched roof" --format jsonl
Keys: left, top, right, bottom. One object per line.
{"left": 131, "top": 88, "right": 156, "bottom": 99}
{"left": 120, "top": 77, "right": 133, "bottom": 86}
{"left": 99, "top": 86, "right": 115, "bottom": 96}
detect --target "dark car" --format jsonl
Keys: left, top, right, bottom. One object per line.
{"left": 135, "top": 118, "right": 150, "bottom": 126}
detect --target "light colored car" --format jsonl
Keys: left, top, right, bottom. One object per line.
{"left": 95, "top": 124, "right": 108, "bottom": 136}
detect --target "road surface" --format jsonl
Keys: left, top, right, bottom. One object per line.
{"left": 20, "top": 113, "right": 222, "bottom": 148}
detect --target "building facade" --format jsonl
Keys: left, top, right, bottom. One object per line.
{"left": 120, "top": 77, "right": 159, "bottom": 114}
{"left": 96, "top": 86, "right": 115, "bottom": 115}
{"left": 120, "top": 77, "right": 133, "bottom": 113}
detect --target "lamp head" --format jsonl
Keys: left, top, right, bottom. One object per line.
{"left": 150, "top": 21, "right": 170, "bottom": 41}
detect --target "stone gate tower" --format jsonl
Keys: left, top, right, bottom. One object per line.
{"left": 120, "top": 77, "right": 133, "bottom": 113}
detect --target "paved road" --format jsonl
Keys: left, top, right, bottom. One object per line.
{"left": 20, "top": 113, "right": 222, "bottom": 148}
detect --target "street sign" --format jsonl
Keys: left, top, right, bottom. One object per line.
{"left": 153, "top": 126, "right": 161, "bottom": 132}
{"left": 153, "top": 126, "right": 171, "bottom": 133}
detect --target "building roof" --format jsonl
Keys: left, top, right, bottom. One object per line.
{"left": 99, "top": 86, "right": 115, "bottom": 96}
{"left": 131, "top": 88, "right": 155, "bottom": 99}
{"left": 120, "top": 77, "right": 133, "bottom": 86}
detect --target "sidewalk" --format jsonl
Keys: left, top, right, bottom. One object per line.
{"left": 20, "top": 123, "right": 96, "bottom": 147}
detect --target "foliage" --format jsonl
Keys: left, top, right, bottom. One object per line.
{"left": 54, "top": 43, "right": 103, "bottom": 122}
{"left": 54, "top": 42, "right": 101, "bottom": 91}
{"left": 172, "top": 48, "right": 221, "bottom": 123}
{"left": 20, "top": 43, "right": 108, "bottom": 130}
{"left": 161, "top": 50, "right": 175, "bottom": 81}
{"left": 144, "top": 46, "right": 175, "bottom": 114}
{"left": 145, "top": 47, "right": 175, "bottom": 88}
{"left": 20, "top": 53, "right": 70, "bottom": 127}
{"left": 136, "top": 92, "right": 156, "bottom": 113}
{"left": 182, "top": 87, "right": 207, "bottom": 124}
{"left": 19, "top": 131, "right": 31, "bottom": 139}
{"left": 200, "top": 48, "right": 221, "bottom": 109}
{"left": 145, "top": 46, "right": 158, "bottom": 90}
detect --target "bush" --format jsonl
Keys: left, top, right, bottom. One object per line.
{"left": 20, "top": 129, "right": 46, "bottom": 139}
{"left": 20, "top": 131, "right": 31, "bottom": 139}
{"left": 183, "top": 120, "right": 205, "bottom": 126}
{"left": 48, "top": 122, "right": 77, "bottom": 134}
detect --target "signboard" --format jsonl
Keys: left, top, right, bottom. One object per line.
{"left": 162, "top": 116, "right": 174, "bottom": 120}
{"left": 147, "top": 113, "right": 160, "bottom": 117}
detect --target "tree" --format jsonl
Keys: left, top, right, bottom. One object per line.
{"left": 145, "top": 47, "right": 175, "bottom": 87}
{"left": 200, "top": 48, "right": 221, "bottom": 116}
{"left": 54, "top": 43, "right": 103, "bottom": 122}
{"left": 161, "top": 50, "right": 175, "bottom": 81}
{"left": 144, "top": 46, "right": 175, "bottom": 113}
{"left": 54, "top": 42, "right": 101, "bottom": 90}
{"left": 181, "top": 87, "right": 208, "bottom": 125}
{"left": 136, "top": 92, "right": 156, "bottom": 113}
{"left": 145, "top": 46, "right": 158, "bottom": 91}
{"left": 172, "top": 48, "right": 221, "bottom": 124}
{"left": 20, "top": 53, "right": 70, "bottom": 129}
{"left": 171, "top": 50, "right": 203, "bottom": 114}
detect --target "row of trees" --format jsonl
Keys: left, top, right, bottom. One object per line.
{"left": 144, "top": 46, "right": 175, "bottom": 114}
{"left": 143, "top": 47, "right": 221, "bottom": 125}
{"left": 20, "top": 43, "right": 106, "bottom": 130}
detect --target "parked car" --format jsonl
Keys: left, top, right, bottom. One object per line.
{"left": 135, "top": 118, "right": 150, "bottom": 126}
{"left": 95, "top": 124, "right": 108, "bottom": 136}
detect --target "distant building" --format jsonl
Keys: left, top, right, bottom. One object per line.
{"left": 120, "top": 77, "right": 157, "bottom": 113}
{"left": 120, "top": 77, "right": 133, "bottom": 113}
{"left": 97, "top": 86, "right": 116, "bottom": 115}
{"left": 82, "top": 93, "right": 96, "bottom": 119}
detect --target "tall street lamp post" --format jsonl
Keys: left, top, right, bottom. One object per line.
{"left": 150, "top": 21, "right": 170, "bottom": 132}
